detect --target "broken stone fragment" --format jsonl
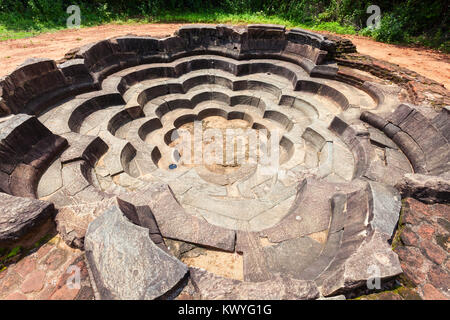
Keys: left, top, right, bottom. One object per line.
{"left": 0, "top": 192, "right": 55, "bottom": 248}
{"left": 119, "top": 183, "right": 236, "bottom": 252}
{"left": 188, "top": 267, "right": 319, "bottom": 300}
{"left": 368, "top": 180, "right": 402, "bottom": 238}
{"left": 395, "top": 173, "right": 450, "bottom": 204}
{"left": 320, "top": 230, "right": 402, "bottom": 297}
{"left": 84, "top": 198, "right": 188, "bottom": 300}
{"left": 55, "top": 198, "right": 116, "bottom": 248}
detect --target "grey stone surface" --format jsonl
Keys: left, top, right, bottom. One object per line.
{"left": 260, "top": 178, "right": 338, "bottom": 242}
{"left": 55, "top": 198, "right": 116, "bottom": 248}
{"left": 0, "top": 114, "right": 68, "bottom": 197}
{"left": 85, "top": 198, "right": 188, "bottom": 300}
{"left": 368, "top": 127, "right": 397, "bottom": 149}
{"left": 368, "top": 180, "right": 401, "bottom": 238}
{"left": 37, "top": 159, "right": 63, "bottom": 198}
{"left": 0, "top": 114, "right": 60, "bottom": 173}
{"left": 262, "top": 236, "right": 324, "bottom": 278}
{"left": 119, "top": 183, "right": 236, "bottom": 252}
{"left": 318, "top": 294, "right": 346, "bottom": 300}
{"left": 189, "top": 267, "right": 319, "bottom": 300}
{"left": 431, "top": 106, "right": 450, "bottom": 141}
{"left": 0, "top": 192, "right": 55, "bottom": 247}
{"left": 0, "top": 57, "right": 94, "bottom": 114}
{"left": 320, "top": 231, "right": 402, "bottom": 297}
{"left": 60, "top": 132, "right": 108, "bottom": 166}
{"left": 61, "top": 160, "right": 91, "bottom": 196}
{"left": 365, "top": 105, "right": 450, "bottom": 176}
{"left": 0, "top": 26, "right": 424, "bottom": 300}
{"left": 395, "top": 173, "right": 450, "bottom": 204}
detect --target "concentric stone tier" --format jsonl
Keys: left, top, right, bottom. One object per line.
{"left": 0, "top": 24, "right": 448, "bottom": 300}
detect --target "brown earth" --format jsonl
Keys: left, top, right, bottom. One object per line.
{"left": 318, "top": 31, "right": 450, "bottom": 90}
{"left": 0, "top": 23, "right": 449, "bottom": 89}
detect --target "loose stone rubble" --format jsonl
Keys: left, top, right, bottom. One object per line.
{"left": 0, "top": 24, "right": 448, "bottom": 300}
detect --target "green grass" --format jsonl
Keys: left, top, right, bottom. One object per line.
{"left": 155, "top": 11, "right": 358, "bottom": 34}
{"left": 0, "top": 9, "right": 446, "bottom": 53}
{"left": 0, "top": 22, "right": 61, "bottom": 41}
{"left": 0, "top": 234, "right": 53, "bottom": 273}
{"left": 0, "top": 245, "right": 22, "bottom": 273}
{"left": 0, "top": 10, "right": 357, "bottom": 42}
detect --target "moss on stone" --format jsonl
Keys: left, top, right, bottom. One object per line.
{"left": 353, "top": 285, "right": 422, "bottom": 300}
{"left": 391, "top": 198, "right": 408, "bottom": 251}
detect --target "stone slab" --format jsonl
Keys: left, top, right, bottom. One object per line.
{"left": 85, "top": 198, "right": 188, "bottom": 300}
{"left": 0, "top": 192, "right": 55, "bottom": 247}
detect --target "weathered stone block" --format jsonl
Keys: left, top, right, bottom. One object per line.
{"left": 395, "top": 173, "right": 450, "bottom": 204}
{"left": 0, "top": 192, "right": 55, "bottom": 247}
{"left": 368, "top": 181, "right": 401, "bottom": 238}
{"left": 321, "top": 231, "right": 402, "bottom": 296}
{"left": 189, "top": 268, "right": 319, "bottom": 300}
{"left": 85, "top": 198, "right": 188, "bottom": 300}
{"left": 119, "top": 184, "right": 236, "bottom": 252}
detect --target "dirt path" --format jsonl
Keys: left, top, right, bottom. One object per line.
{"left": 0, "top": 23, "right": 183, "bottom": 74}
{"left": 319, "top": 31, "right": 450, "bottom": 89}
{"left": 0, "top": 23, "right": 449, "bottom": 89}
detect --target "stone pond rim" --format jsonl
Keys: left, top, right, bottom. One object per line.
{"left": 0, "top": 24, "right": 448, "bottom": 300}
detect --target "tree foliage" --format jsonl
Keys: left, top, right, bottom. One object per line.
{"left": 0, "top": 0, "right": 448, "bottom": 50}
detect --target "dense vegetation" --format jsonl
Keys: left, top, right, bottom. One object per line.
{"left": 0, "top": 0, "right": 448, "bottom": 52}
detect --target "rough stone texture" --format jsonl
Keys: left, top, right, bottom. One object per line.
{"left": 2, "top": 25, "right": 447, "bottom": 300}
{"left": 84, "top": 198, "right": 188, "bottom": 300}
{"left": 59, "top": 133, "right": 108, "bottom": 166}
{"left": 394, "top": 198, "right": 449, "bottom": 300}
{"left": 321, "top": 231, "right": 402, "bottom": 297}
{"left": 55, "top": 198, "right": 115, "bottom": 248}
{"left": 361, "top": 105, "right": 449, "bottom": 177}
{"left": 0, "top": 192, "right": 55, "bottom": 247}
{"left": 119, "top": 184, "right": 236, "bottom": 252}
{"left": 369, "top": 180, "right": 402, "bottom": 238}
{"left": 396, "top": 173, "right": 450, "bottom": 204}
{"left": 335, "top": 51, "right": 449, "bottom": 109}
{"left": 0, "top": 57, "right": 94, "bottom": 115}
{"left": 0, "top": 235, "right": 92, "bottom": 300}
{"left": 186, "top": 267, "right": 319, "bottom": 300}
{"left": 318, "top": 294, "right": 347, "bottom": 300}
{"left": 356, "top": 287, "right": 422, "bottom": 300}
{"left": 0, "top": 114, "right": 67, "bottom": 197}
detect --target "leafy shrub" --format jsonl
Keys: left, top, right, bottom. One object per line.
{"left": 0, "top": 0, "right": 447, "bottom": 50}
{"left": 373, "top": 13, "right": 405, "bottom": 43}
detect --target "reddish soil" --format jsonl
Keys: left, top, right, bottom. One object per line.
{"left": 319, "top": 31, "right": 450, "bottom": 89}
{"left": 0, "top": 23, "right": 183, "bottom": 74}
{"left": 0, "top": 23, "right": 449, "bottom": 89}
